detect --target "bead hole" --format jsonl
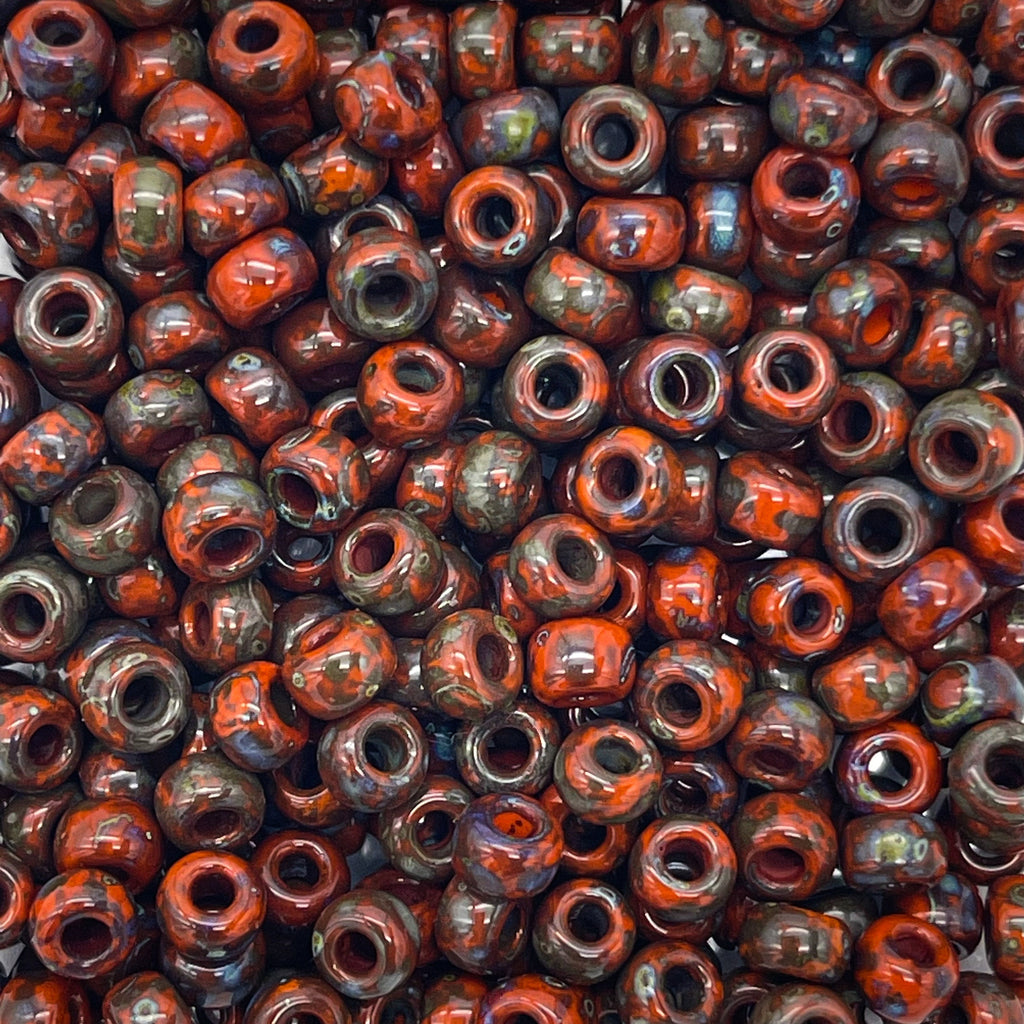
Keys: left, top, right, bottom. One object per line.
{"left": 985, "top": 743, "right": 1024, "bottom": 790}
{"left": 596, "top": 455, "right": 640, "bottom": 501}
{"left": 286, "top": 535, "right": 329, "bottom": 563}
{"left": 476, "top": 195, "right": 516, "bottom": 240}
{"left": 598, "top": 577, "right": 624, "bottom": 614}
{"left": 664, "top": 965, "right": 705, "bottom": 1013}
{"left": 891, "top": 178, "right": 939, "bottom": 203}
{"left": 193, "top": 809, "right": 242, "bottom": 839}
{"left": 60, "top": 917, "right": 112, "bottom": 961}
{"left": 593, "top": 114, "right": 636, "bottom": 162}
{"left": 270, "top": 680, "right": 298, "bottom": 726}
{"left": 72, "top": 478, "right": 118, "bottom": 525}
{"left": 286, "top": 743, "right": 325, "bottom": 792}
{"left": 484, "top": 726, "right": 532, "bottom": 772}
{"left": 929, "top": 428, "right": 979, "bottom": 477}
{"left": 276, "top": 472, "right": 319, "bottom": 521}
{"left": 749, "top": 845, "right": 806, "bottom": 885}
{"left": 861, "top": 302, "right": 896, "bottom": 346}
{"left": 493, "top": 809, "right": 538, "bottom": 838}
{"left": 867, "top": 748, "right": 913, "bottom": 794}
{"left": 789, "top": 590, "right": 827, "bottom": 633}
{"left": 2, "top": 592, "right": 47, "bottom": 638}
{"left": 120, "top": 675, "right": 170, "bottom": 725}
{"left": 234, "top": 17, "right": 279, "bottom": 53}
{"left": 33, "top": 15, "right": 84, "bottom": 47}
{"left": 26, "top": 723, "right": 62, "bottom": 766}
{"left": 889, "top": 56, "right": 937, "bottom": 102}
{"left": 659, "top": 357, "right": 711, "bottom": 411}
{"left": 828, "top": 399, "right": 874, "bottom": 445}
{"left": 189, "top": 871, "right": 237, "bottom": 912}
{"left": 364, "top": 275, "right": 414, "bottom": 319}
{"left": 660, "top": 777, "right": 709, "bottom": 816}
{"left": 396, "top": 72, "right": 424, "bottom": 110}
{"left": 394, "top": 358, "right": 439, "bottom": 394}
{"left": 567, "top": 899, "right": 610, "bottom": 942}
{"left": 663, "top": 838, "right": 708, "bottom": 882}
{"left": 0, "top": 211, "right": 41, "bottom": 256}
{"left": 363, "top": 726, "right": 407, "bottom": 773}
{"left": 781, "top": 161, "right": 828, "bottom": 200}
{"left": 767, "top": 349, "right": 814, "bottom": 393}
{"left": 995, "top": 115, "right": 1024, "bottom": 160}
{"left": 1002, "top": 499, "right": 1024, "bottom": 541}
{"left": 333, "top": 930, "right": 379, "bottom": 977}
{"left": 855, "top": 506, "right": 904, "bottom": 555}
{"left": 475, "top": 633, "right": 509, "bottom": 682}
{"left": 555, "top": 535, "right": 597, "bottom": 582}
{"left": 350, "top": 528, "right": 396, "bottom": 574}
{"left": 202, "top": 527, "right": 261, "bottom": 569}
{"left": 534, "top": 364, "right": 580, "bottom": 409}
{"left": 658, "top": 682, "right": 703, "bottom": 727}
{"left": 886, "top": 928, "right": 938, "bottom": 967}
{"left": 751, "top": 746, "right": 799, "bottom": 777}
{"left": 498, "top": 905, "right": 525, "bottom": 946}
{"left": 276, "top": 852, "right": 321, "bottom": 892}
{"left": 562, "top": 813, "right": 607, "bottom": 853}
{"left": 414, "top": 809, "right": 455, "bottom": 851}
{"left": 40, "top": 290, "right": 91, "bottom": 338}
{"left": 593, "top": 736, "right": 639, "bottom": 775}
{"left": 192, "top": 601, "right": 212, "bottom": 647}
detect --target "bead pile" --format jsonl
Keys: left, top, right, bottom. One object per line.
{"left": 1, "top": 0, "right": 1024, "bottom": 1021}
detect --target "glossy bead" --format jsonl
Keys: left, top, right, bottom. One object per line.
{"left": 29, "top": 868, "right": 139, "bottom": 979}
{"left": 448, "top": 1, "right": 516, "bottom": 100}
{"left": 979, "top": 0, "right": 1024, "bottom": 84}
{"left": 671, "top": 103, "right": 768, "bottom": 181}
{"left": 855, "top": 915, "right": 958, "bottom": 1024}
{"left": 617, "top": 941, "right": 723, "bottom": 1024}
{"left": 644, "top": 263, "right": 751, "bottom": 348}
{"left": 770, "top": 68, "right": 878, "bottom": 154}
{"left": 435, "top": 876, "right": 529, "bottom": 976}
{"left": 939, "top": 973, "right": 1024, "bottom": 1024}
{"left": 156, "top": 433, "right": 258, "bottom": 504}
{"left": 716, "top": 452, "right": 823, "bottom": 550}
{"left": 732, "top": 791, "right": 838, "bottom": 901}
{"left": 103, "top": 972, "right": 195, "bottom": 1024}
{"left": 162, "top": 472, "right": 277, "bottom": 583}
{"left": 656, "top": 749, "right": 739, "bottom": 825}
{"left": 207, "top": 1, "right": 317, "bottom": 110}
{"left": 860, "top": 117, "right": 969, "bottom": 223}
{"left": 0, "top": 847, "right": 34, "bottom": 949}
{"left": 141, "top": 80, "right": 251, "bottom": 176}
{"left": 645, "top": 546, "right": 728, "bottom": 641}
{"left": 156, "top": 849, "right": 265, "bottom": 960}
{"left": 749, "top": 229, "right": 848, "bottom": 296}
{"left": 478, "top": 974, "right": 589, "bottom": 1024}
{"left": 683, "top": 182, "right": 754, "bottom": 279}
{"left": 813, "top": 372, "right": 916, "bottom": 477}
{"left": 126, "top": 291, "right": 231, "bottom": 376}
{"left": 574, "top": 196, "right": 684, "bottom": 276}
{"left": 1, "top": 781, "right": 79, "bottom": 880}
{"left": 3, "top": 0, "right": 115, "bottom": 106}
{"left": 508, "top": 514, "right": 615, "bottom": 619}
{"left": 923, "top": 654, "right": 1024, "bottom": 747}
{"left": 160, "top": 931, "right": 266, "bottom": 1011}
{"left": 207, "top": 228, "right": 318, "bottom": 332}
{"left": 749, "top": 983, "right": 857, "bottom": 1024}
{"left": 111, "top": 156, "right": 183, "bottom": 270}
{"left": 280, "top": 128, "right": 387, "bottom": 218}
{"left": 740, "top": 903, "right": 852, "bottom": 983}
{"left": 553, "top": 719, "right": 662, "bottom": 825}
{"left": 892, "top": 871, "right": 982, "bottom": 958}
{"left": 452, "top": 87, "right": 560, "bottom": 169}
{"left": 244, "top": 974, "right": 351, "bottom": 1024}
{"left": 100, "top": 225, "right": 200, "bottom": 312}
{"left": 317, "top": 700, "right": 427, "bottom": 812}
{"left": 842, "top": 812, "right": 948, "bottom": 891}
{"left": 313, "top": 890, "right": 419, "bottom": 999}
{"left": 726, "top": 690, "right": 834, "bottom": 791}
{"left": 856, "top": 217, "right": 956, "bottom": 289}
{"left": 0, "top": 353, "right": 37, "bottom": 450}
{"left": 518, "top": 14, "right": 620, "bottom": 86}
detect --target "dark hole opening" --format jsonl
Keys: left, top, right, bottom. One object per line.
{"left": 663, "top": 838, "right": 708, "bottom": 883}
{"left": 658, "top": 682, "right": 703, "bottom": 727}
{"left": 202, "top": 528, "right": 260, "bottom": 568}
{"left": 350, "top": 529, "right": 396, "bottom": 575}
{"left": 189, "top": 871, "right": 237, "bottom": 912}
{"left": 751, "top": 746, "right": 800, "bottom": 777}
{"left": 498, "top": 906, "right": 524, "bottom": 947}
{"left": 555, "top": 535, "right": 597, "bottom": 582}
{"left": 867, "top": 748, "right": 913, "bottom": 794}
{"left": 856, "top": 506, "right": 904, "bottom": 555}
{"left": 721, "top": 997, "right": 759, "bottom": 1024}
{"left": 664, "top": 965, "right": 704, "bottom": 1013}
{"left": 475, "top": 195, "right": 516, "bottom": 240}
{"left": 475, "top": 633, "right": 510, "bottom": 682}
{"left": 381, "top": 1001, "right": 418, "bottom": 1024}
{"left": 995, "top": 115, "right": 1024, "bottom": 160}
{"left": 828, "top": 399, "right": 874, "bottom": 446}
{"left": 332, "top": 930, "right": 379, "bottom": 977}
{"left": 277, "top": 852, "right": 321, "bottom": 891}
{"left": 593, "top": 114, "right": 636, "bottom": 162}
{"left": 193, "top": 809, "right": 242, "bottom": 840}
{"left": 120, "top": 675, "right": 169, "bottom": 725}
{"left": 659, "top": 358, "right": 711, "bottom": 411}
{"left": 270, "top": 681, "right": 298, "bottom": 726}
{"left": 27, "top": 724, "right": 62, "bottom": 766}
{"left": 781, "top": 161, "right": 829, "bottom": 199}
{"left": 563, "top": 813, "right": 607, "bottom": 853}
{"left": 886, "top": 929, "right": 937, "bottom": 966}
{"left": 567, "top": 899, "right": 610, "bottom": 943}
{"left": 0, "top": 881, "right": 9, "bottom": 920}
{"left": 394, "top": 358, "right": 439, "bottom": 394}
{"left": 986, "top": 743, "right": 1024, "bottom": 790}
{"left": 994, "top": 242, "right": 1024, "bottom": 278}
{"left": 234, "top": 17, "right": 279, "bottom": 53}
{"left": 596, "top": 455, "right": 640, "bottom": 501}
{"left": 364, "top": 275, "right": 413, "bottom": 319}
{"left": 594, "top": 737, "right": 639, "bottom": 775}
{"left": 0, "top": 212, "right": 41, "bottom": 256}
{"left": 943, "top": 1011, "right": 969, "bottom": 1024}
{"left": 192, "top": 601, "right": 212, "bottom": 648}
{"left": 889, "top": 56, "right": 937, "bottom": 102}
{"left": 2, "top": 592, "right": 46, "bottom": 639}
{"left": 660, "top": 776, "right": 710, "bottom": 816}
{"left": 288, "top": 744, "right": 324, "bottom": 792}
{"left": 364, "top": 726, "right": 407, "bottom": 773}
{"left": 40, "top": 291, "right": 91, "bottom": 338}
{"left": 34, "top": 14, "right": 83, "bottom": 47}
{"left": 277, "top": 472, "right": 319, "bottom": 520}
{"left": 767, "top": 350, "right": 814, "bottom": 393}
{"left": 930, "top": 428, "right": 980, "bottom": 477}
{"left": 414, "top": 809, "right": 455, "bottom": 851}
{"left": 1003, "top": 499, "right": 1024, "bottom": 542}
{"left": 790, "top": 591, "right": 827, "bottom": 633}
{"left": 484, "top": 726, "right": 532, "bottom": 773}
{"left": 72, "top": 478, "right": 117, "bottom": 525}
{"left": 396, "top": 73, "right": 424, "bottom": 110}
{"left": 287, "top": 535, "right": 328, "bottom": 563}
{"left": 60, "top": 917, "right": 112, "bottom": 961}
{"left": 749, "top": 846, "right": 806, "bottom": 885}
{"left": 598, "top": 578, "right": 624, "bottom": 614}
{"left": 347, "top": 212, "right": 389, "bottom": 236}
{"left": 861, "top": 301, "right": 897, "bottom": 346}
{"left": 534, "top": 364, "right": 580, "bottom": 409}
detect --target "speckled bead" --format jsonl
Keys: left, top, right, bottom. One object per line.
{"left": 103, "top": 972, "right": 196, "bottom": 1024}
{"left": 740, "top": 903, "right": 852, "bottom": 983}
{"left": 617, "top": 941, "right": 723, "bottom": 1024}
{"left": 842, "top": 813, "right": 948, "bottom": 891}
